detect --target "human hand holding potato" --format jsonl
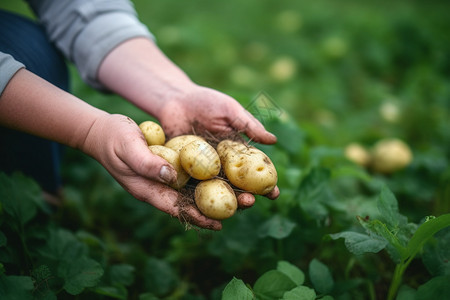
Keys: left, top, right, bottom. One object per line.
{"left": 157, "top": 86, "right": 280, "bottom": 203}
{"left": 80, "top": 114, "right": 222, "bottom": 230}
{"left": 136, "top": 120, "right": 279, "bottom": 222}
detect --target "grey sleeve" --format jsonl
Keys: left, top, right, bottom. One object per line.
{"left": 26, "top": 0, "right": 154, "bottom": 90}
{"left": 0, "top": 52, "right": 25, "bottom": 96}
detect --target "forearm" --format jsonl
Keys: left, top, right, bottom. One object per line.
{"left": 0, "top": 68, "right": 107, "bottom": 150}
{"left": 97, "top": 37, "right": 196, "bottom": 118}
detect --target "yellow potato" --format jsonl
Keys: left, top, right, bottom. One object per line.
{"left": 371, "top": 138, "right": 413, "bottom": 174}
{"left": 195, "top": 179, "right": 237, "bottom": 220}
{"left": 217, "top": 140, "right": 277, "bottom": 195}
{"left": 148, "top": 145, "right": 190, "bottom": 189}
{"left": 179, "top": 140, "right": 221, "bottom": 180}
{"left": 164, "top": 135, "right": 205, "bottom": 153}
{"left": 139, "top": 121, "right": 165, "bottom": 146}
{"left": 345, "top": 143, "right": 371, "bottom": 167}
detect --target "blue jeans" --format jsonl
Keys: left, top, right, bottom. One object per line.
{"left": 0, "top": 10, "right": 69, "bottom": 194}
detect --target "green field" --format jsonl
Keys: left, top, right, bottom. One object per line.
{"left": 1, "top": 0, "right": 449, "bottom": 299}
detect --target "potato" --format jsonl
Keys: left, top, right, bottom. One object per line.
{"left": 139, "top": 121, "right": 165, "bottom": 146}
{"left": 217, "top": 140, "right": 277, "bottom": 195}
{"left": 195, "top": 179, "right": 237, "bottom": 220}
{"left": 148, "top": 145, "right": 190, "bottom": 189}
{"left": 165, "top": 135, "right": 205, "bottom": 153}
{"left": 179, "top": 140, "right": 221, "bottom": 180}
{"left": 345, "top": 143, "right": 371, "bottom": 167}
{"left": 371, "top": 138, "right": 413, "bottom": 174}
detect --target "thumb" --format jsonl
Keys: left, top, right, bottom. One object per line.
{"left": 125, "top": 140, "right": 178, "bottom": 185}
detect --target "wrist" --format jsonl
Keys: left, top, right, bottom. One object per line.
{"left": 97, "top": 37, "right": 198, "bottom": 118}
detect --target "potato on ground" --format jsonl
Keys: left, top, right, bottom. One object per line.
{"left": 165, "top": 135, "right": 206, "bottom": 153}
{"left": 345, "top": 143, "right": 371, "bottom": 167}
{"left": 195, "top": 179, "right": 237, "bottom": 220}
{"left": 148, "top": 145, "right": 190, "bottom": 189}
{"left": 371, "top": 138, "right": 413, "bottom": 174}
{"left": 139, "top": 121, "right": 165, "bottom": 145}
{"left": 217, "top": 140, "right": 277, "bottom": 195}
{"left": 179, "top": 140, "right": 221, "bottom": 180}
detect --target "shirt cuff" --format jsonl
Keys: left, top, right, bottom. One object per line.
{"left": 0, "top": 52, "right": 25, "bottom": 96}
{"left": 73, "top": 12, "right": 154, "bottom": 90}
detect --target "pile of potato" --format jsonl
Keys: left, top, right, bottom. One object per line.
{"left": 139, "top": 121, "right": 278, "bottom": 220}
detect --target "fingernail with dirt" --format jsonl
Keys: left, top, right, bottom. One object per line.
{"left": 159, "top": 165, "right": 176, "bottom": 184}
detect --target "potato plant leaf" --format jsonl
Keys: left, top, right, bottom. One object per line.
{"left": 329, "top": 231, "right": 388, "bottom": 255}
{"left": 0, "top": 274, "right": 34, "bottom": 299}
{"left": 357, "top": 217, "right": 407, "bottom": 260}
{"left": 258, "top": 215, "right": 296, "bottom": 239}
{"left": 405, "top": 214, "right": 450, "bottom": 262}
{"left": 415, "top": 275, "right": 450, "bottom": 299}
{"left": 377, "top": 186, "right": 407, "bottom": 228}
{"left": 0, "top": 172, "right": 39, "bottom": 230}
{"left": 308, "top": 259, "right": 334, "bottom": 295}
{"left": 422, "top": 227, "right": 450, "bottom": 276}
{"left": 282, "top": 285, "right": 316, "bottom": 300}
{"left": 222, "top": 277, "right": 254, "bottom": 300}
{"left": 60, "top": 257, "right": 104, "bottom": 295}
{"left": 253, "top": 270, "right": 297, "bottom": 300}
{"left": 92, "top": 285, "right": 128, "bottom": 299}
{"left": 143, "top": 257, "right": 178, "bottom": 297}
{"left": 277, "top": 260, "right": 305, "bottom": 286}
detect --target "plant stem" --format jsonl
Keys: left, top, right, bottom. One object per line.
{"left": 387, "top": 262, "right": 408, "bottom": 300}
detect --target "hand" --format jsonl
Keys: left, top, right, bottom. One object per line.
{"left": 96, "top": 38, "right": 280, "bottom": 223}
{"left": 157, "top": 85, "right": 281, "bottom": 203}
{"left": 80, "top": 113, "right": 227, "bottom": 230}
{"left": 158, "top": 85, "right": 277, "bottom": 144}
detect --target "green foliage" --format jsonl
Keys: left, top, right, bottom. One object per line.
{"left": 330, "top": 187, "right": 450, "bottom": 299}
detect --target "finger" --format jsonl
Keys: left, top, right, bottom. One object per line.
{"left": 237, "top": 192, "right": 255, "bottom": 208}
{"left": 231, "top": 108, "right": 277, "bottom": 144}
{"left": 265, "top": 186, "right": 280, "bottom": 200}
{"left": 131, "top": 179, "right": 222, "bottom": 230}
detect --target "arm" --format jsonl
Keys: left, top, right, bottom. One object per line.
{"left": 0, "top": 69, "right": 222, "bottom": 230}
{"left": 97, "top": 37, "right": 280, "bottom": 200}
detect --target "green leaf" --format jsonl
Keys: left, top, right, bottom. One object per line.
{"left": 377, "top": 186, "right": 406, "bottom": 228}
{"left": 31, "top": 265, "right": 57, "bottom": 300}
{"left": 297, "top": 168, "right": 336, "bottom": 220}
{"left": 37, "top": 228, "right": 87, "bottom": 263}
{"left": 282, "top": 285, "right": 316, "bottom": 300}
{"left": 143, "top": 257, "right": 178, "bottom": 297}
{"left": 222, "top": 277, "right": 254, "bottom": 300}
{"left": 92, "top": 285, "right": 128, "bottom": 299}
{"left": 329, "top": 231, "right": 387, "bottom": 255}
{"left": 308, "top": 259, "right": 334, "bottom": 295}
{"left": 415, "top": 275, "right": 450, "bottom": 299}
{"left": 357, "top": 217, "right": 407, "bottom": 259}
{"left": 396, "top": 285, "right": 416, "bottom": 300}
{"left": 422, "top": 227, "right": 450, "bottom": 276}
{"left": 0, "top": 172, "right": 40, "bottom": 230}
{"left": 258, "top": 215, "right": 296, "bottom": 239}
{"left": 108, "top": 264, "right": 135, "bottom": 287}
{"left": 406, "top": 214, "right": 450, "bottom": 262}
{"left": 253, "top": 270, "right": 297, "bottom": 300}
{"left": 0, "top": 274, "right": 34, "bottom": 300}
{"left": 60, "top": 257, "right": 104, "bottom": 295}
{"left": 277, "top": 260, "right": 305, "bottom": 286}
{"left": 138, "top": 293, "right": 159, "bottom": 300}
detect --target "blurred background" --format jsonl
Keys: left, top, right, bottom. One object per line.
{"left": 1, "top": 0, "right": 449, "bottom": 299}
